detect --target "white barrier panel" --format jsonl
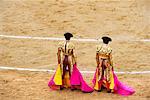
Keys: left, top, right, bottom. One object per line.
{"left": 0, "top": 66, "right": 150, "bottom": 74}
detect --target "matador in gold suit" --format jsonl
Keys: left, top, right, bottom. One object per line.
{"left": 92, "top": 36, "right": 135, "bottom": 95}
{"left": 48, "top": 32, "right": 93, "bottom": 92}
{"left": 57, "top": 33, "right": 77, "bottom": 89}
{"left": 94, "top": 36, "right": 113, "bottom": 93}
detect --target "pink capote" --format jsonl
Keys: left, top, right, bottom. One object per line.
{"left": 70, "top": 64, "right": 93, "bottom": 93}
{"left": 92, "top": 68, "right": 135, "bottom": 96}
{"left": 48, "top": 64, "right": 93, "bottom": 93}
{"left": 48, "top": 75, "right": 60, "bottom": 90}
{"left": 113, "top": 72, "right": 135, "bottom": 96}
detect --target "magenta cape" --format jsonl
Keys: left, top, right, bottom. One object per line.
{"left": 48, "top": 64, "right": 93, "bottom": 93}
{"left": 70, "top": 64, "right": 93, "bottom": 93}
{"left": 92, "top": 68, "right": 135, "bottom": 96}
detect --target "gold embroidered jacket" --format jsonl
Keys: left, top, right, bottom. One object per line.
{"left": 57, "top": 41, "right": 77, "bottom": 65}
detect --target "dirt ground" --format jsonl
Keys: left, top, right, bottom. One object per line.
{"left": 0, "top": 0, "right": 150, "bottom": 100}
{"left": 0, "top": 0, "right": 149, "bottom": 38}
{"left": 0, "top": 70, "right": 150, "bottom": 100}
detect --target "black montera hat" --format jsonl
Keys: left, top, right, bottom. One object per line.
{"left": 102, "top": 36, "right": 112, "bottom": 44}
{"left": 64, "top": 32, "right": 73, "bottom": 40}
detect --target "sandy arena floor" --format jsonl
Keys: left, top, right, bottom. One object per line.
{"left": 0, "top": 0, "right": 150, "bottom": 100}
{"left": 0, "top": 70, "right": 150, "bottom": 100}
